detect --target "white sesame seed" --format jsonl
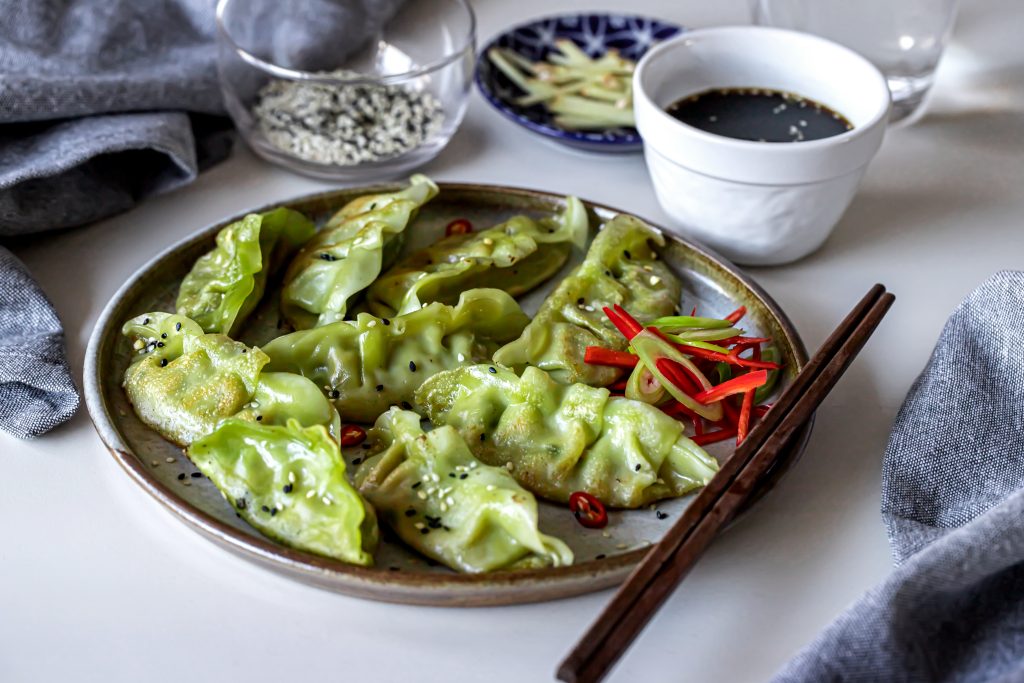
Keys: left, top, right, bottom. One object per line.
{"left": 151, "top": 460, "right": 159, "bottom": 467}
{"left": 457, "top": 353, "right": 465, "bottom": 362}
{"left": 486, "top": 485, "right": 495, "bottom": 491}
{"left": 616, "top": 543, "right": 628, "bottom": 549}
{"left": 649, "top": 275, "right": 661, "bottom": 286}
{"left": 414, "top": 522, "right": 425, "bottom": 530}
{"left": 165, "top": 457, "right": 175, "bottom": 463}
{"left": 417, "top": 491, "right": 427, "bottom": 500}
{"left": 483, "top": 238, "right": 494, "bottom": 246}
{"left": 306, "top": 490, "right": 316, "bottom": 498}
{"left": 446, "top": 496, "right": 455, "bottom": 507}
{"left": 322, "top": 496, "right": 332, "bottom": 505}
{"left": 367, "top": 320, "right": 377, "bottom": 328}
{"left": 182, "top": 480, "right": 191, "bottom": 487}
{"left": 288, "top": 471, "right": 296, "bottom": 484}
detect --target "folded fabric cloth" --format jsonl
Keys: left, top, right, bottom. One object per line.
{"left": 0, "top": 0, "right": 401, "bottom": 439}
{"left": 773, "top": 271, "right": 1024, "bottom": 683}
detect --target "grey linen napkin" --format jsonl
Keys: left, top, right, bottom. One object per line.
{"left": 0, "top": 0, "right": 401, "bottom": 439}
{"left": 773, "top": 271, "right": 1024, "bottom": 683}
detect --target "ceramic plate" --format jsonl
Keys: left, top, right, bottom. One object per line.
{"left": 476, "top": 13, "right": 682, "bottom": 153}
{"left": 84, "top": 182, "right": 810, "bottom": 606}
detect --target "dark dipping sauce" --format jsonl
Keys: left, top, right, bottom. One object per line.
{"left": 665, "top": 88, "right": 853, "bottom": 143}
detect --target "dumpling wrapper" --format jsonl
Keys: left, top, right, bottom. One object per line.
{"left": 122, "top": 312, "right": 339, "bottom": 446}
{"left": 281, "top": 175, "right": 439, "bottom": 329}
{"left": 177, "top": 208, "right": 315, "bottom": 335}
{"left": 416, "top": 365, "right": 719, "bottom": 509}
{"left": 493, "top": 214, "right": 681, "bottom": 386}
{"left": 365, "top": 196, "right": 588, "bottom": 318}
{"left": 188, "top": 418, "right": 378, "bottom": 566}
{"left": 262, "top": 289, "right": 529, "bottom": 424}
{"left": 354, "top": 408, "right": 573, "bottom": 573}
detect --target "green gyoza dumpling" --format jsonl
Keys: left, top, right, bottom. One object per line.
{"left": 233, "top": 372, "right": 342, "bottom": 441}
{"left": 262, "top": 289, "right": 530, "bottom": 424}
{"left": 122, "top": 312, "right": 269, "bottom": 446}
{"left": 122, "top": 312, "right": 339, "bottom": 446}
{"left": 354, "top": 408, "right": 572, "bottom": 572}
{"left": 416, "top": 365, "right": 718, "bottom": 509}
{"left": 493, "top": 214, "right": 680, "bottom": 386}
{"left": 177, "top": 207, "right": 315, "bottom": 335}
{"left": 365, "top": 196, "right": 588, "bottom": 317}
{"left": 188, "top": 418, "right": 378, "bottom": 566}
{"left": 280, "top": 175, "right": 439, "bottom": 329}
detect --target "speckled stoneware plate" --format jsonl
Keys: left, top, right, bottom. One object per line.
{"left": 84, "top": 183, "right": 810, "bottom": 607}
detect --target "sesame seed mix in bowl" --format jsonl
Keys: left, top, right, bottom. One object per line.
{"left": 253, "top": 70, "right": 445, "bottom": 166}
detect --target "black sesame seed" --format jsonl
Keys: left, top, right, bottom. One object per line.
{"left": 634, "top": 464, "right": 641, "bottom": 472}
{"left": 241, "top": 349, "right": 247, "bottom": 354}
{"left": 255, "top": 415, "right": 263, "bottom": 421}
{"left": 488, "top": 366, "right": 496, "bottom": 374}
{"left": 623, "top": 250, "right": 632, "bottom": 259}
{"left": 160, "top": 358, "right": 168, "bottom": 367}
{"left": 329, "top": 389, "right": 340, "bottom": 399}
{"left": 404, "top": 508, "right": 417, "bottom": 517}
{"left": 270, "top": 507, "right": 278, "bottom": 517}
{"left": 577, "top": 297, "right": 585, "bottom": 305}
{"left": 412, "top": 481, "right": 421, "bottom": 489}
{"left": 459, "top": 473, "right": 468, "bottom": 479}
{"left": 420, "top": 528, "right": 430, "bottom": 535}
{"left": 177, "top": 473, "right": 185, "bottom": 481}
{"left": 352, "top": 457, "right": 362, "bottom": 465}
{"left": 261, "top": 505, "right": 270, "bottom": 513}
{"left": 236, "top": 498, "right": 246, "bottom": 510}
{"left": 156, "top": 341, "right": 164, "bottom": 348}
{"left": 656, "top": 511, "right": 669, "bottom": 520}
{"left": 283, "top": 483, "right": 293, "bottom": 494}
{"left": 480, "top": 433, "right": 486, "bottom": 441}
{"left": 595, "top": 554, "right": 606, "bottom": 560}
{"left": 190, "top": 472, "right": 202, "bottom": 479}
{"left": 448, "top": 473, "right": 455, "bottom": 478}
{"left": 376, "top": 384, "right": 384, "bottom": 392}
{"left": 175, "top": 322, "right": 181, "bottom": 331}
{"left": 409, "top": 361, "right": 416, "bottom": 372}
{"left": 382, "top": 318, "right": 390, "bottom": 326}
{"left": 143, "top": 317, "right": 150, "bottom": 325}
{"left": 160, "top": 333, "right": 167, "bottom": 339}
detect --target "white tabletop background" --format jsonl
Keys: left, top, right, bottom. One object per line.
{"left": 2, "top": 0, "right": 1021, "bottom": 680}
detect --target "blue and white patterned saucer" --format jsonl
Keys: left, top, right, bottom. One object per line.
{"left": 476, "top": 13, "right": 683, "bottom": 153}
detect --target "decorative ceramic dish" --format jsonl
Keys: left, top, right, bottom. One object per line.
{"left": 476, "top": 14, "right": 682, "bottom": 153}
{"left": 83, "top": 182, "right": 809, "bottom": 606}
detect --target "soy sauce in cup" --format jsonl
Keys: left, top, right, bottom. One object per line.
{"left": 665, "top": 88, "right": 853, "bottom": 142}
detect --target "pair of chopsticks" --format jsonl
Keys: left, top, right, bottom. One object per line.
{"left": 558, "top": 284, "right": 895, "bottom": 683}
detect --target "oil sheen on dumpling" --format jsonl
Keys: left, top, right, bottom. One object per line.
{"left": 354, "top": 408, "right": 572, "bottom": 573}
{"left": 493, "top": 214, "right": 680, "bottom": 386}
{"left": 122, "top": 312, "right": 339, "bottom": 446}
{"left": 177, "top": 207, "right": 315, "bottom": 335}
{"left": 261, "top": 289, "right": 529, "bottom": 424}
{"left": 280, "top": 175, "right": 439, "bottom": 329}
{"left": 416, "top": 365, "right": 719, "bottom": 509}
{"left": 188, "top": 418, "right": 378, "bottom": 566}
{"left": 365, "top": 196, "right": 588, "bottom": 318}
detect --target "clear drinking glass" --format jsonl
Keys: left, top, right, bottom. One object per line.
{"left": 216, "top": 0, "right": 475, "bottom": 181}
{"left": 750, "top": 0, "right": 958, "bottom": 124}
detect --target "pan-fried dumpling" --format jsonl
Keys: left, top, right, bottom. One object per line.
{"left": 177, "top": 208, "right": 315, "bottom": 335}
{"left": 354, "top": 408, "right": 573, "bottom": 572}
{"left": 493, "top": 214, "right": 680, "bottom": 386}
{"left": 365, "top": 196, "right": 588, "bottom": 317}
{"left": 261, "top": 289, "right": 529, "bottom": 424}
{"left": 416, "top": 365, "right": 718, "bottom": 509}
{"left": 188, "top": 418, "right": 378, "bottom": 565}
{"left": 280, "top": 175, "right": 439, "bottom": 329}
{"left": 121, "top": 312, "right": 339, "bottom": 446}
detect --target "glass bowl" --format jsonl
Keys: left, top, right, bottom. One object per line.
{"left": 216, "top": 0, "right": 475, "bottom": 181}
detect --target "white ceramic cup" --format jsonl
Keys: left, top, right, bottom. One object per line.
{"left": 633, "top": 26, "right": 891, "bottom": 265}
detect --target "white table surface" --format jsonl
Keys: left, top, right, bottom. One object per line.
{"left": 3, "top": 0, "right": 1022, "bottom": 680}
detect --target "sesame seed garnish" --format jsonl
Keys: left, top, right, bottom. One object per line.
{"left": 488, "top": 366, "right": 496, "bottom": 373}
{"left": 480, "top": 433, "right": 486, "bottom": 441}
{"left": 649, "top": 276, "right": 661, "bottom": 286}
{"left": 255, "top": 415, "right": 263, "bottom": 421}
{"left": 329, "top": 389, "right": 340, "bottom": 399}
{"left": 623, "top": 250, "right": 631, "bottom": 259}
{"left": 306, "top": 490, "right": 315, "bottom": 499}
{"left": 634, "top": 464, "right": 641, "bottom": 472}
{"left": 596, "top": 554, "right": 606, "bottom": 560}
{"left": 160, "top": 333, "right": 167, "bottom": 339}
{"left": 261, "top": 505, "right": 270, "bottom": 512}
{"left": 656, "top": 511, "right": 669, "bottom": 520}
{"left": 322, "top": 496, "right": 332, "bottom": 506}
{"left": 417, "top": 491, "right": 427, "bottom": 500}
{"left": 367, "top": 320, "right": 377, "bottom": 328}
{"left": 483, "top": 238, "right": 494, "bottom": 246}
{"left": 270, "top": 507, "right": 278, "bottom": 516}
{"left": 165, "top": 457, "right": 175, "bottom": 463}
{"left": 405, "top": 508, "right": 416, "bottom": 517}
{"left": 283, "top": 483, "right": 293, "bottom": 494}
{"left": 375, "top": 384, "right": 384, "bottom": 392}
{"left": 177, "top": 473, "right": 185, "bottom": 481}
{"left": 456, "top": 353, "right": 465, "bottom": 362}
{"left": 175, "top": 322, "right": 181, "bottom": 331}
{"left": 236, "top": 498, "right": 246, "bottom": 510}
{"left": 486, "top": 485, "right": 495, "bottom": 491}
{"left": 159, "top": 358, "right": 168, "bottom": 367}
{"left": 151, "top": 460, "right": 159, "bottom": 467}
{"left": 182, "top": 480, "right": 191, "bottom": 487}
{"left": 420, "top": 528, "right": 430, "bottom": 535}
{"left": 382, "top": 319, "right": 390, "bottom": 326}
{"left": 459, "top": 473, "right": 468, "bottom": 479}
{"left": 616, "top": 543, "right": 628, "bottom": 549}
{"left": 288, "top": 471, "right": 296, "bottom": 484}
{"left": 142, "top": 318, "right": 150, "bottom": 325}
{"left": 409, "top": 361, "right": 416, "bottom": 372}
{"left": 190, "top": 472, "right": 202, "bottom": 479}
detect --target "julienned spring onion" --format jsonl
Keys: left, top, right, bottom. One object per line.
{"left": 590, "top": 304, "right": 784, "bottom": 445}
{"left": 487, "top": 40, "right": 636, "bottom": 130}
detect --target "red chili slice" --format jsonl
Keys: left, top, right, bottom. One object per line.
{"left": 584, "top": 346, "right": 639, "bottom": 368}
{"left": 339, "top": 424, "right": 367, "bottom": 447}
{"left": 569, "top": 491, "right": 608, "bottom": 529}
{"left": 445, "top": 219, "right": 473, "bottom": 237}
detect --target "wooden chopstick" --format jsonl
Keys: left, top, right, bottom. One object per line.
{"left": 558, "top": 284, "right": 895, "bottom": 683}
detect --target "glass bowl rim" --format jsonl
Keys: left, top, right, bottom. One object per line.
{"left": 215, "top": 0, "right": 477, "bottom": 86}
